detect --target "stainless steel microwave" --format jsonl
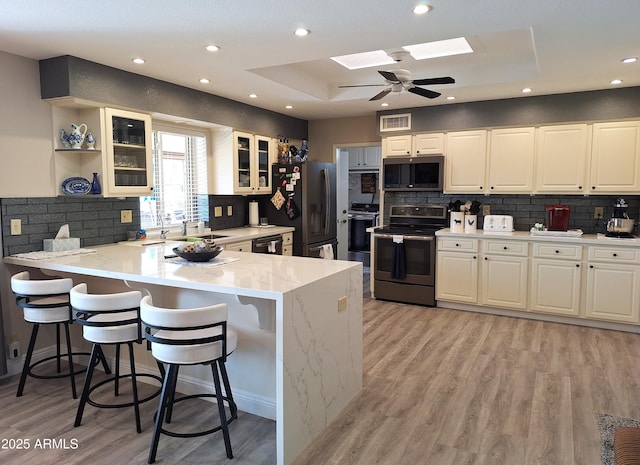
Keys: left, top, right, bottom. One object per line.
{"left": 382, "top": 155, "right": 444, "bottom": 191}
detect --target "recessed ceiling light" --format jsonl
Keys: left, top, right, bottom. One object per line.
{"left": 132, "top": 58, "right": 145, "bottom": 64}
{"left": 294, "top": 28, "right": 310, "bottom": 37}
{"left": 622, "top": 57, "right": 637, "bottom": 64}
{"left": 413, "top": 4, "right": 432, "bottom": 15}
{"left": 380, "top": 103, "right": 389, "bottom": 107}
{"left": 249, "top": 93, "right": 258, "bottom": 98}
{"left": 522, "top": 87, "right": 532, "bottom": 93}
{"left": 447, "top": 96, "right": 456, "bottom": 100}
{"left": 611, "top": 79, "right": 623, "bottom": 85}
{"left": 199, "top": 78, "right": 210, "bottom": 84}
{"left": 205, "top": 45, "right": 220, "bottom": 52}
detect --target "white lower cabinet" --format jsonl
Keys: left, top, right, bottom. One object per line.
{"left": 480, "top": 240, "right": 528, "bottom": 310}
{"left": 585, "top": 246, "right": 640, "bottom": 323}
{"left": 437, "top": 235, "right": 640, "bottom": 327}
{"left": 436, "top": 238, "right": 479, "bottom": 303}
{"left": 529, "top": 243, "right": 583, "bottom": 317}
{"left": 224, "top": 240, "right": 252, "bottom": 253}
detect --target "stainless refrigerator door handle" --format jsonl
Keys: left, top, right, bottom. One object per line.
{"left": 323, "top": 168, "right": 331, "bottom": 234}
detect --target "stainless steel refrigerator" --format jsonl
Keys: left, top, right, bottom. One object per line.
{"left": 265, "top": 161, "right": 337, "bottom": 258}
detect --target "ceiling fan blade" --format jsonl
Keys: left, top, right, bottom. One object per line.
{"left": 338, "top": 84, "right": 388, "bottom": 88}
{"left": 378, "top": 70, "right": 400, "bottom": 82}
{"left": 411, "top": 76, "right": 455, "bottom": 86}
{"left": 370, "top": 88, "right": 392, "bottom": 101}
{"left": 408, "top": 86, "right": 441, "bottom": 99}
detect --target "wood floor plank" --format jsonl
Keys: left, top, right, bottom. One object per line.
{"left": 3, "top": 270, "right": 640, "bottom": 465}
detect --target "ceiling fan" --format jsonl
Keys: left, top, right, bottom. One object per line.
{"left": 339, "top": 68, "right": 455, "bottom": 101}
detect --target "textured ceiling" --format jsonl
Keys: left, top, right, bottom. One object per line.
{"left": 1, "top": 0, "right": 639, "bottom": 120}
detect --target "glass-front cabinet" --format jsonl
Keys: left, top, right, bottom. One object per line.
{"left": 233, "top": 131, "right": 272, "bottom": 194}
{"left": 104, "top": 108, "right": 153, "bottom": 196}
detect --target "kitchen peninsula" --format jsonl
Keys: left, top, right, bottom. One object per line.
{"left": 4, "top": 242, "right": 363, "bottom": 465}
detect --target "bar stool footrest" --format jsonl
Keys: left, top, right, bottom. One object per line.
{"left": 27, "top": 351, "right": 92, "bottom": 380}
{"left": 159, "top": 393, "right": 237, "bottom": 439}
{"left": 87, "top": 373, "right": 163, "bottom": 409}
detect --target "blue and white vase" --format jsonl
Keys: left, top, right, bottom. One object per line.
{"left": 85, "top": 132, "right": 95, "bottom": 150}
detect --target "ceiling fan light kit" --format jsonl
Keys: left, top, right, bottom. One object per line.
{"left": 340, "top": 68, "right": 455, "bottom": 101}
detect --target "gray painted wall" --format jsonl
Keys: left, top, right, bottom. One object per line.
{"left": 377, "top": 87, "right": 640, "bottom": 134}
{"left": 40, "top": 55, "right": 308, "bottom": 139}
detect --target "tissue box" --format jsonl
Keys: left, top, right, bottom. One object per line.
{"left": 43, "top": 238, "right": 80, "bottom": 252}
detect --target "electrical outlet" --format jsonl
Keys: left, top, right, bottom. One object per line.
{"left": 10, "top": 219, "right": 21, "bottom": 235}
{"left": 227, "top": 205, "right": 233, "bottom": 216}
{"left": 120, "top": 210, "right": 132, "bottom": 223}
{"left": 482, "top": 205, "right": 491, "bottom": 216}
{"left": 214, "top": 206, "right": 223, "bottom": 217}
{"left": 594, "top": 207, "right": 604, "bottom": 219}
{"left": 338, "top": 296, "right": 347, "bottom": 312}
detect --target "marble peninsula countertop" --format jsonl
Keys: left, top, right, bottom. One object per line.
{"left": 4, "top": 239, "right": 357, "bottom": 298}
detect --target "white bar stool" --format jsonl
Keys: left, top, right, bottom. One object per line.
{"left": 10, "top": 271, "right": 108, "bottom": 398}
{"left": 70, "top": 283, "right": 162, "bottom": 433}
{"left": 140, "top": 295, "right": 238, "bottom": 463}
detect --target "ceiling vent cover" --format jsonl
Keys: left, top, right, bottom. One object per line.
{"left": 380, "top": 113, "right": 411, "bottom": 132}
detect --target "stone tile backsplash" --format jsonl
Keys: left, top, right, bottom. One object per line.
{"left": 1, "top": 196, "right": 141, "bottom": 256}
{"left": 383, "top": 192, "right": 640, "bottom": 234}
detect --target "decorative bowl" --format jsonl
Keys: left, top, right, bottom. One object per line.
{"left": 172, "top": 246, "right": 223, "bottom": 262}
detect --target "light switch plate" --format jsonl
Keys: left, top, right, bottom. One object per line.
{"left": 120, "top": 210, "right": 132, "bottom": 223}
{"left": 10, "top": 219, "right": 21, "bottom": 235}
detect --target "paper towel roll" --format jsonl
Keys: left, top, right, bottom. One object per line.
{"left": 249, "top": 201, "right": 259, "bottom": 226}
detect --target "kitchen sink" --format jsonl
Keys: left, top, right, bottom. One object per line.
{"left": 177, "top": 234, "right": 229, "bottom": 241}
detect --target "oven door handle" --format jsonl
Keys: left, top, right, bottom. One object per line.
{"left": 375, "top": 234, "right": 434, "bottom": 241}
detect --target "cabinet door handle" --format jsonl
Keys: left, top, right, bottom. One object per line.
{"left": 473, "top": 256, "right": 477, "bottom": 259}
{"left": 503, "top": 246, "right": 508, "bottom": 250}
{"left": 484, "top": 257, "right": 488, "bottom": 260}
{"left": 479, "top": 186, "right": 483, "bottom": 190}
{"left": 576, "top": 264, "right": 580, "bottom": 267}
{"left": 455, "top": 243, "right": 460, "bottom": 247}
{"left": 590, "top": 265, "right": 594, "bottom": 268}
{"left": 613, "top": 253, "right": 618, "bottom": 257}
{"left": 578, "top": 186, "right": 583, "bottom": 190}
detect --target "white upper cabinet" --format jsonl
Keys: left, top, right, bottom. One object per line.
{"left": 210, "top": 129, "right": 274, "bottom": 195}
{"left": 413, "top": 133, "right": 445, "bottom": 155}
{"left": 535, "top": 124, "right": 590, "bottom": 193}
{"left": 383, "top": 133, "right": 444, "bottom": 157}
{"left": 444, "top": 130, "right": 487, "bottom": 193}
{"left": 589, "top": 120, "right": 640, "bottom": 193}
{"left": 348, "top": 146, "right": 381, "bottom": 169}
{"left": 104, "top": 108, "right": 154, "bottom": 197}
{"left": 487, "top": 127, "right": 536, "bottom": 193}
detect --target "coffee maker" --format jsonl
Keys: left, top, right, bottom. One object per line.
{"left": 546, "top": 205, "right": 570, "bottom": 231}
{"left": 606, "top": 198, "right": 636, "bottom": 238}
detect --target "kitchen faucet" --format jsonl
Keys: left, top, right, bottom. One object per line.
{"left": 159, "top": 215, "right": 169, "bottom": 240}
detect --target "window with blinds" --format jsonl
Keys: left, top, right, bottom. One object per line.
{"left": 140, "top": 126, "right": 208, "bottom": 229}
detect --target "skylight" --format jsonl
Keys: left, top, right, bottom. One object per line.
{"left": 331, "top": 37, "right": 473, "bottom": 70}
{"left": 403, "top": 37, "right": 473, "bottom": 60}
{"left": 330, "top": 50, "right": 396, "bottom": 70}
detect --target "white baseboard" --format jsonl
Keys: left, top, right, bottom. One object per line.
{"left": 2, "top": 344, "right": 276, "bottom": 420}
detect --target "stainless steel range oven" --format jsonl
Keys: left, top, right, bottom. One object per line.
{"left": 373, "top": 205, "right": 447, "bottom": 306}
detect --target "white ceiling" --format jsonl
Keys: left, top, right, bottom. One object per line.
{"left": 1, "top": 0, "right": 639, "bottom": 121}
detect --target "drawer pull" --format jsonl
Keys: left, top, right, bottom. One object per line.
{"left": 590, "top": 265, "right": 594, "bottom": 268}
{"left": 576, "top": 264, "right": 580, "bottom": 268}
{"left": 613, "top": 253, "right": 618, "bottom": 257}
{"left": 484, "top": 257, "right": 488, "bottom": 260}
{"left": 503, "top": 246, "right": 508, "bottom": 250}
{"left": 473, "top": 256, "right": 477, "bottom": 260}
{"left": 455, "top": 243, "right": 460, "bottom": 247}
{"left": 555, "top": 250, "right": 560, "bottom": 254}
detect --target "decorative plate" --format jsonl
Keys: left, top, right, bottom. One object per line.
{"left": 61, "top": 177, "right": 91, "bottom": 195}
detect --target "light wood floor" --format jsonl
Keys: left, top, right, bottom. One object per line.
{"left": 2, "top": 276, "right": 640, "bottom": 465}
